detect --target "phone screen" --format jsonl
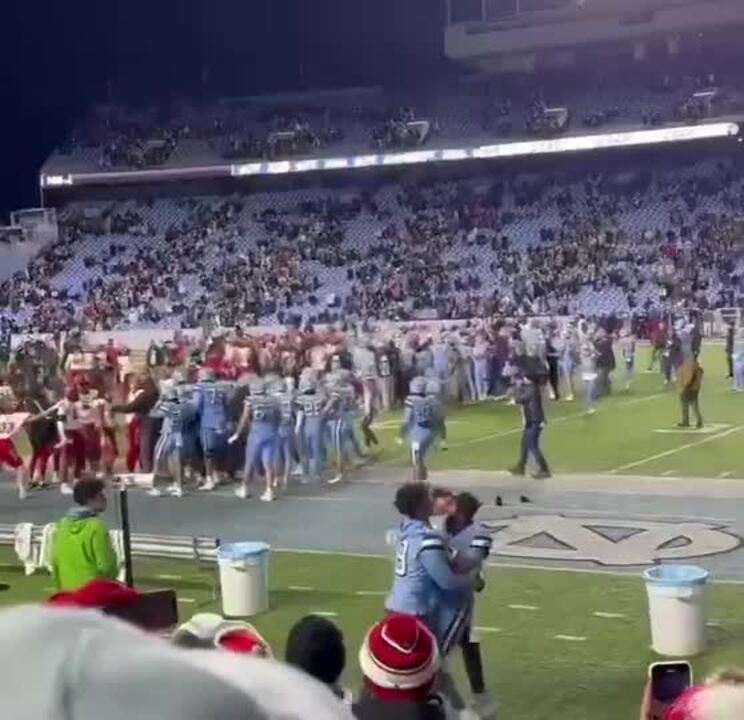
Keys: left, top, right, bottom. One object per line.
{"left": 651, "top": 662, "right": 692, "bottom": 704}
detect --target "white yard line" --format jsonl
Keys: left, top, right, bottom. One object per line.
{"left": 661, "top": 470, "right": 676, "bottom": 477}
{"left": 355, "top": 590, "right": 387, "bottom": 597}
{"left": 610, "top": 426, "right": 743, "bottom": 473}
{"left": 473, "top": 626, "right": 502, "bottom": 633}
{"left": 155, "top": 573, "right": 183, "bottom": 580}
{"left": 178, "top": 597, "right": 197, "bottom": 604}
{"left": 593, "top": 612, "right": 626, "bottom": 619}
{"left": 311, "top": 611, "right": 339, "bottom": 618}
{"left": 508, "top": 604, "right": 540, "bottom": 611}
{"left": 288, "top": 585, "right": 314, "bottom": 591}
{"left": 554, "top": 634, "right": 587, "bottom": 642}
{"left": 449, "top": 392, "right": 666, "bottom": 451}
{"left": 719, "top": 471, "right": 734, "bottom": 479}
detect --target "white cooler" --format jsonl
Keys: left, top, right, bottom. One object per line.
{"left": 643, "top": 565, "right": 709, "bottom": 657}
{"left": 217, "top": 541, "right": 270, "bottom": 617}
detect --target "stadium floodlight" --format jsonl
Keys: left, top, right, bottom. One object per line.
{"left": 41, "top": 122, "right": 740, "bottom": 187}
{"left": 230, "top": 121, "right": 738, "bottom": 177}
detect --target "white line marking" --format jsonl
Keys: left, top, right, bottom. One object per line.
{"left": 719, "top": 471, "right": 734, "bottom": 478}
{"left": 453, "top": 392, "right": 666, "bottom": 449}
{"left": 482, "top": 504, "right": 736, "bottom": 525}
{"left": 655, "top": 423, "right": 732, "bottom": 435}
{"left": 311, "top": 611, "right": 339, "bottom": 617}
{"left": 554, "top": 634, "right": 587, "bottom": 642}
{"left": 661, "top": 470, "right": 675, "bottom": 477}
{"left": 268, "top": 549, "right": 744, "bottom": 585}
{"left": 178, "top": 597, "right": 197, "bottom": 604}
{"left": 380, "top": 391, "right": 666, "bottom": 458}
{"left": 155, "top": 573, "right": 183, "bottom": 580}
{"left": 593, "top": 612, "right": 626, "bottom": 619}
{"left": 509, "top": 604, "right": 539, "bottom": 611}
{"left": 610, "top": 426, "right": 743, "bottom": 473}
{"left": 288, "top": 585, "right": 314, "bottom": 591}
{"left": 355, "top": 590, "right": 387, "bottom": 596}
{"left": 473, "top": 626, "right": 502, "bottom": 633}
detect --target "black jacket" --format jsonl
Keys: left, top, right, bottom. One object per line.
{"left": 515, "top": 381, "right": 545, "bottom": 427}
{"left": 353, "top": 691, "right": 446, "bottom": 720}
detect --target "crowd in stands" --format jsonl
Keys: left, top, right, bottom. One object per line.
{"left": 8, "top": 153, "right": 744, "bottom": 333}
{"left": 45, "top": 62, "right": 741, "bottom": 173}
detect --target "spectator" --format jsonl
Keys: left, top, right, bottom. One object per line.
{"left": 50, "top": 477, "right": 118, "bottom": 591}
{"left": 354, "top": 613, "right": 446, "bottom": 720}
{"left": 172, "top": 612, "right": 273, "bottom": 657}
{"left": 641, "top": 667, "right": 744, "bottom": 720}
{"left": 285, "top": 615, "right": 347, "bottom": 700}
{"left": 0, "top": 605, "right": 355, "bottom": 720}
{"left": 677, "top": 354, "right": 704, "bottom": 429}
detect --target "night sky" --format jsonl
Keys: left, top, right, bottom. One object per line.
{"left": 0, "top": 0, "right": 445, "bottom": 215}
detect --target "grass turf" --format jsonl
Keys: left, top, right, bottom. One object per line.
{"left": 370, "top": 344, "right": 744, "bottom": 478}
{"left": 3, "top": 546, "right": 744, "bottom": 720}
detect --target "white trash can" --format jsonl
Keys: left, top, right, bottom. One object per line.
{"left": 643, "top": 565, "right": 709, "bottom": 657}
{"left": 217, "top": 542, "right": 270, "bottom": 618}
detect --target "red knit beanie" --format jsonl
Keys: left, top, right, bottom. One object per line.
{"left": 359, "top": 614, "right": 440, "bottom": 702}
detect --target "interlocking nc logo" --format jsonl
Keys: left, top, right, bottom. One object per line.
{"left": 481, "top": 514, "right": 741, "bottom": 567}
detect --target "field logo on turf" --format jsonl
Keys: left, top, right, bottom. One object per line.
{"left": 481, "top": 514, "right": 741, "bottom": 566}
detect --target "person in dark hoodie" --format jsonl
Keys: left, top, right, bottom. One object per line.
{"left": 286, "top": 615, "right": 348, "bottom": 701}
{"left": 110, "top": 371, "right": 160, "bottom": 473}
{"left": 50, "top": 477, "right": 118, "bottom": 591}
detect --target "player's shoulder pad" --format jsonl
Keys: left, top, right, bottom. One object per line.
{"left": 420, "top": 531, "right": 447, "bottom": 552}
{"left": 471, "top": 533, "right": 493, "bottom": 551}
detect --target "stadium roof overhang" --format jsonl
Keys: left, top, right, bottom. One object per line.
{"left": 40, "top": 120, "right": 739, "bottom": 190}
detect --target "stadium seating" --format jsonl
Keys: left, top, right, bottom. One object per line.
{"left": 43, "top": 67, "right": 743, "bottom": 174}
{"left": 7, "top": 152, "right": 744, "bottom": 332}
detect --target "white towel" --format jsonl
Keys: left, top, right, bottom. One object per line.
{"left": 109, "top": 530, "right": 126, "bottom": 582}
{"left": 14, "top": 523, "right": 35, "bottom": 576}
{"left": 39, "top": 523, "right": 57, "bottom": 574}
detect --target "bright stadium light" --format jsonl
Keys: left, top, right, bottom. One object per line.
{"left": 41, "top": 122, "right": 739, "bottom": 187}
{"left": 230, "top": 121, "right": 738, "bottom": 178}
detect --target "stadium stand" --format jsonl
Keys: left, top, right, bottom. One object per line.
{"left": 7, "top": 150, "right": 744, "bottom": 333}
{"left": 43, "top": 64, "right": 743, "bottom": 174}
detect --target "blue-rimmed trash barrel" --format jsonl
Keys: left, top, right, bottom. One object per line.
{"left": 643, "top": 565, "right": 709, "bottom": 656}
{"left": 217, "top": 542, "right": 270, "bottom": 617}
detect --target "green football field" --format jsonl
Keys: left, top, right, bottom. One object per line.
{"left": 3, "top": 547, "right": 744, "bottom": 720}
{"left": 371, "top": 343, "right": 744, "bottom": 479}
{"left": 2, "top": 342, "right": 744, "bottom": 720}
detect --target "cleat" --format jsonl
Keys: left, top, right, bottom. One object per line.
{"left": 532, "top": 470, "right": 551, "bottom": 480}
{"left": 328, "top": 474, "right": 344, "bottom": 485}
{"left": 147, "top": 487, "right": 163, "bottom": 497}
{"left": 60, "top": 482, "right": 73, "bottom": 496}
{"left": 495, "top": 495, "right": 503, "bottom": 507}
{"left": 166, "top": 484, "right": 183, "bottom": 498}
{"left": 508, "top": 466, "right": 525, "bottom": 477}
{"left": 260, "top": 488, "right": 274, "bottom": 502}
{"left": 519, "top": 494, "right": 532, "bottom": 503}
{"left": 235, "top": 485, "right": 250, "bottom": 500}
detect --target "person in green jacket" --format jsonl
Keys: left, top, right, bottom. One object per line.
{"left": 51, "top": 477, "right": 119, "bottom": 591}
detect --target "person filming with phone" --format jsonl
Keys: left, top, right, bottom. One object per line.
{"left": 641, "top": 664, "right": 744, "bottom": 720}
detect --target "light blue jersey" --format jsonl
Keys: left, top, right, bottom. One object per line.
{"left": 192, "top": 381, "right": 230, "bottom": 456}
{"left": 431, "top": 521, "right": 492, "bottom": 654}
{"left": 402, "top": 393, "right": 438, "bottom": 462}
{"left": 386, "top": 519, "right": 472, "bottom": 618}
{"left": 296, "top": 390, "right": 327, "bottom": 478}
{"left": 153, "top": 397, "right": 190, "bottom": 469}
{"left": 244, "top": 395, "right": 279, "bottom": 477}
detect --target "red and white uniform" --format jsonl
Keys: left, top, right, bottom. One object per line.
{"left": 75, "top": 391, "right": 104, "bottom": 463}
{"left": 57, "top": 398, "right": 86, "bottom": 476}
{"left": 0, "top": 413, "right": 28, "bottom": 469}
